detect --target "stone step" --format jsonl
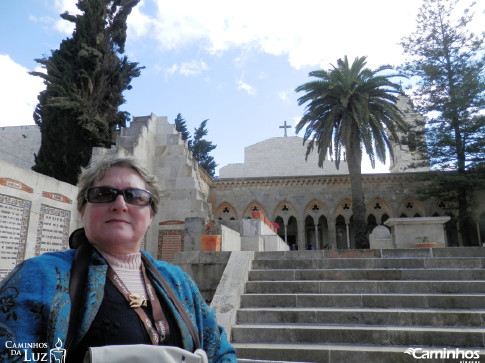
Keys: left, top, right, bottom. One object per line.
{"left": 233, "top": 343, "right": 485, "bottom": 363}
{"left": 253, "top": 247, "right": 485, "bottom": 260}
{"left": 249, "top": 268, "right": 485, "bottom": 281}
{"left": 240, "top": 293, "right": 485, "bottom": 309}
{"left": 251, "top": 257, "right": 485, "bottom": 270}
{"left": 245, "top": 280, "right": 485, "bottom": 294}
{"left": 237, "top": 307, "right": 485, "bottom": 327}
{"left": 233, "top": 249, "right": 485, "bottom": 362}
{"left": 231, "top": 323, "right": 485, "bottom": 348}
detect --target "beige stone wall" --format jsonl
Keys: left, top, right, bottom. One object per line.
{"left": 219, "top": 136, "right": 349, "bottom": 178}
{"left": 0, "top": 125, "right": 40, "bottom": 169}
{"left": 389, "top": 95, "right": 430, "bottom": 173}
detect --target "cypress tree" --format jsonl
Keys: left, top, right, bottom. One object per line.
{"left": 191, "top": 120, "right": 217, "bottom": 177}
{"left": 174, "top": 113, "right": 192, "bottom": 148}
{"left": 30, "top": 0, "right": 142, "bottom": 184}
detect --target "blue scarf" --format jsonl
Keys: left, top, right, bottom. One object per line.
{"left": 0, "top": 246, "right": 236, "bottom": 362}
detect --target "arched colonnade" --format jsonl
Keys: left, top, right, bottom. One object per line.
{"left": 212, "top": 196, "right": 474, "bottom": 250}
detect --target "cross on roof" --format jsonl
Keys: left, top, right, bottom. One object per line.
{"left": 279, "top": 121, "right": 291, "bottom": 137}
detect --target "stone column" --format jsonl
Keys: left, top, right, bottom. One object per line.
{"left": 314, "top": 223, "right": 319, "bottom": 250}
{"left": 297, "top": 219, "right": 305, "bottom": 250}
{"left": 284, "top": 222, "right": 288, "bottom": 244}
{"left": 328, "top": 220, "right": 336, "bottom": 249}
{"left": 346, "top": 223, "right": 351, "bottom": 249}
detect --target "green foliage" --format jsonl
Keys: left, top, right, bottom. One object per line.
{"left": 31, "top": 0, "right": 142, "bottom": 185}
{"left": 400, "top": 0, "right": 485, "bottom": 244}
{"left": 174, "top": 113, "right": 192, "bottom": 148}
{"left": 191, "top": 120, "right": 217, "bottom": 177}
{"left": 295, "top": 56, "right": 408, "bottom": 248}
{"left": 173, "top": 114, "right": 217, "bottom": 177}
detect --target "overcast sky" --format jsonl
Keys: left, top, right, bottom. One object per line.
{"left": 1, "top": 0, "right": 484, "bottom": 175}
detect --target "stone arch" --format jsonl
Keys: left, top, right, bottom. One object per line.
{"left": 214, "top": 202, "right": 238, "bottom": 220}
{"left": 366, "top": 198, "right": 392, "bottom": 235}
{"left": 303, "top": 199, "right": 328, "bottom": 223}
{"left": 243, "top": 201, "right": 266, "bottom": 219}
{"left": 334, "top": 198, "right": 353, "bottom": 224}
{"left": 303, "top": 200, "right": 329, "bottom": 250}
{"left": 272, "top": 201, "right": 299, "bottom": 249}
{"left": 273, "top": 200, "right": 298, "bottom": 225}
{"left": 430, "top": 199, "right": 457, "bottom": 218}
{"left": 366, "top": 198, "right": 392, "bottom": 223}
{"left": 397, "top": 197, "right": 425, "bottom": 218}
{"left": 333, "top": 198, "right": 354, "bottom": 249}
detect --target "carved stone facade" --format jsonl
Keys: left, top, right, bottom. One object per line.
{"left": 210, "top": 173, "right": 460, "bottom": 250}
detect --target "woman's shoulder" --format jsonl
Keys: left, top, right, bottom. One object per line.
{"left": 21, "top": 249, "right": 75, "bottom": 273}
{"left": 1, "top": 250, "right": 75, "bottom": 292}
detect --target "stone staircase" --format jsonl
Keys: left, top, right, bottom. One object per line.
{"left": 231, "top": 248, "right": 485, "bottom": 363}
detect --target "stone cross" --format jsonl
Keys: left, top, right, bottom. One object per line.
{"left": 279, "top": 121, "right": 291, "bottom": 137}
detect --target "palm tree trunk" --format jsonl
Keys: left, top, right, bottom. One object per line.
{"left": 346, "top": 133, "right": 369, "bottom": 249}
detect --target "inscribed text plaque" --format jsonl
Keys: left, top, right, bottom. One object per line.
{"left": 0, "top": 194, "right": 31, "bottom": 279}
{"left": 35, "top": 204, "right": 71, "bottom": 255}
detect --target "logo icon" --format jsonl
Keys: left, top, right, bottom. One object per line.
{"left": 49, "top": 338, "right": 66, "bottom": 363}
{"left": 404, "top": 348, "right": 417, "bottom": 356}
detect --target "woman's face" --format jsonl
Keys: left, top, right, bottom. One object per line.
{"left": 81, "top": 166, "right": 154, "bottom": 254}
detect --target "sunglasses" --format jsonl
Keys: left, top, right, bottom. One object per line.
{"left": 85, "top": 187, "right": 153, "bottom": 207}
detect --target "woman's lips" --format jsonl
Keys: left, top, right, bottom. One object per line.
{"left": 106, "top": 219, "right": 129, "bottom": 223}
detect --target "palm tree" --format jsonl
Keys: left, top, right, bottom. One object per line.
{"left": 295, "top": 56, "right": 408, "bottom": 248}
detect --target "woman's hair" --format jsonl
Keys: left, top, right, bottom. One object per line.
{"left": 77, "top": 155, "right": 161, "bottom": 214}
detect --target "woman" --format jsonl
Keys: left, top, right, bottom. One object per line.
{"left": 0, "top": 155, "right": 236, "bottom": 362}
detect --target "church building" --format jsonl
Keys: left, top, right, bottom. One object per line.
{"left": 1, "top": 95, "right": 484, "bottom": 258}
{"left": 211, "top": 95, "right": 438, "bottom": 250}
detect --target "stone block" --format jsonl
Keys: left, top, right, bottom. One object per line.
{"left": 241, "top": 237, "right": 264, "bottom": 251}
{"left": 262, "top": 235, "right": 289, "bottom": 251}
{"left": 221, "top": 225, "right": 241, "bottom": 251}
{"left": 385, "top": 217, "right": 450, "bottom": 248}
{"left": 369, "top": 225, "right": 393, "bottom": 249}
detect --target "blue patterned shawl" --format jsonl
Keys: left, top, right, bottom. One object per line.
{"left": 0, "top": 248, "right": 236, "bottom": 362}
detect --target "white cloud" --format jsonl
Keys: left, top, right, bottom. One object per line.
{"left": 179, "top": 60, "right": 208, "bottom": 76}
{"left": 0, "top": 55, "right": 45, "bottom": 127}
{"left": 127, "top": 0, "right": 422, "bottom": 69}
{"left": 165, "top": 60, "right": 208, "bottom": 76}
{"left": 165, "top": 64, "right": 179, "bottom": 75}
{"left": 237, "top": 80, "right": 256, "bottom": 96}
{"left": 130, "top": 0, "right": 485, "bottom": 70}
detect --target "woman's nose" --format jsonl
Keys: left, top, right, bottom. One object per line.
{"left": 110, "top": 194, "right": 128, "bottom": 210}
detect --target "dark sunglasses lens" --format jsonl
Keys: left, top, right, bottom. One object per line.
{"left": 87, "top": 187, "right": 117, "bottom": 203}
{"left": 124, "top": 189, "right": 152, "bottom": 206}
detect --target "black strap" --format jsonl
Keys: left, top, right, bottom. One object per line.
{"left": 106, "top": 265, "right": 171, "bottom": 345}
{"left": 66, "top": 232, "right": 200, "bottom": 352}
{"left": 141, "top": 254, "right": 201, "bottom": 350}
{"left": 66, "top": 240, "right": 93, "bottom": 356}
